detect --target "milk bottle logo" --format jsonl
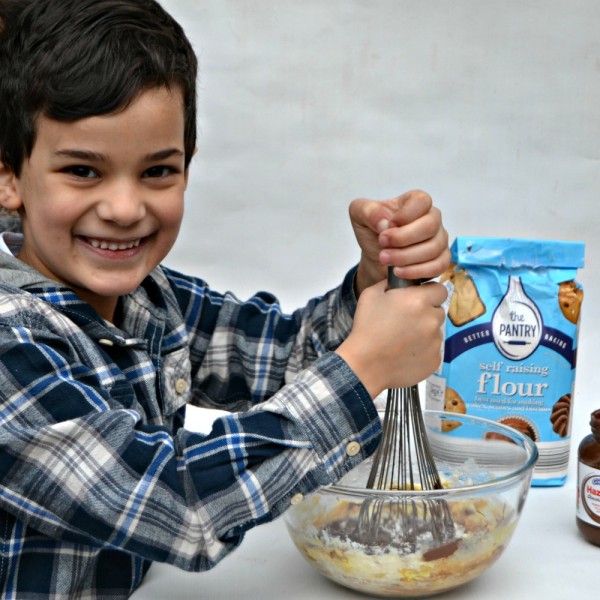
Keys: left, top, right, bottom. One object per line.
{"left": 492, "top": 276, "right": 543, "bottom": 360}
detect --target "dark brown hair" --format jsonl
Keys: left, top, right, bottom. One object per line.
{"left": 0, "top": 0, "right": 198, "bottom": 175}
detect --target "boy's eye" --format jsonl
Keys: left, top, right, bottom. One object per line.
{"left": 143, "top": 165, "right": 175, "bottom": 178}
{"left": 64, "top": 165, "right": 98, "bottom": 179}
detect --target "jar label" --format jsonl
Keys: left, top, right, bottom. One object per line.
{"left": 577, "top": 462, "right": 600, "bottom": 526}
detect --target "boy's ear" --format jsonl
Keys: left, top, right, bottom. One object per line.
{"left": 0, "top": 161, "right": 23, "bottom": 211}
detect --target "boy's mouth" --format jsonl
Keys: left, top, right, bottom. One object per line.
{"left": 85, "top": 237, "right": 142, "bottom": 251}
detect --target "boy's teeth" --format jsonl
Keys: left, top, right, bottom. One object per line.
{"left": 89, "top": 238, "right": 141, "bottom": 250}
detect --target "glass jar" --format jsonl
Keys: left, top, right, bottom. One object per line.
{"left": 576, "top": 409, "right": 600, "bottom": 546}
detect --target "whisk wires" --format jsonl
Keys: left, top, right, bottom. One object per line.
{"left": 367, "top": 385, "right": 443, "bottom": 492}
{"left": 356, "top": 385, "right": 457, "bottom": 555}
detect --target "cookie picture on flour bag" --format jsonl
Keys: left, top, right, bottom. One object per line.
{"left": 426, "top": 237, "right": 585, "bottom": 486}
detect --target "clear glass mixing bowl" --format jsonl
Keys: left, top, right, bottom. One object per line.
{"left": 284, "top": 410, "right": 538, "bottom": 597}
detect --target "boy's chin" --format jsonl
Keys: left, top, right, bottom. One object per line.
{"left": 76, "top": 276, "right": 147, "bottom": 302}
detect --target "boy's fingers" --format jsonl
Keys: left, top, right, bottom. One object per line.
{"left": 349, "top": 198, "right": 395, "bottom": 234}
{"left": 350, "top": 190, "right": 435, "bottom": 237}
{"left": 388, "top": 190, "right": 433, "bottom": 227}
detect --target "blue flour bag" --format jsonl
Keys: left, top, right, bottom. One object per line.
{"left": 426, "top": 237, "right": 585, "bottom": 486}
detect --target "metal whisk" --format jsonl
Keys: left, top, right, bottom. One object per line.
{"left": 356, "top": 270, "right": 458, "bottom": 559}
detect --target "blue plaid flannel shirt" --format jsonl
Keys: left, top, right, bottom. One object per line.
{"left": 0, "top": 240, "right": 381, "bottom": 599}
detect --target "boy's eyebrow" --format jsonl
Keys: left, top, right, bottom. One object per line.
{"left": 53, "top": 149, "right": 108, "bottom": 161}
{"left": 144, "top": 148, "right": 185, "bottom": 161}
{"left": 53, "top": 148, "right": 185, "bottom": 162}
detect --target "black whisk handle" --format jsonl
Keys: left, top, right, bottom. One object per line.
{"left": 387, "top": 267, "right": 420, "bottom": 290}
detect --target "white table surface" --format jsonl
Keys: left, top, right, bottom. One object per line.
{"left": 131, "top": 402, "right": 598, "bottom": 600}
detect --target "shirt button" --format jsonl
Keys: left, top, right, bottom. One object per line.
{"left": 175, "top": 378, "right": 187, "bottom": 394}
{"left": 346, "top": 441, "right": 361, "bottom": 457}
{"left": 290, "top": 493, "right": 304, "bottom": 506}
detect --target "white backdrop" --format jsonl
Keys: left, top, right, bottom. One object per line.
{"left": 159, "top": 1, "right": 599, "bottom": 418}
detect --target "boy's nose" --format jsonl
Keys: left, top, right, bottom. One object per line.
{"left": 96, "top": 182, "right": 146, "bottom": 226}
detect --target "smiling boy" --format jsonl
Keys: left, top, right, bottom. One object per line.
{"left": 0, "top": 0, "right": 449, "bottom": 598}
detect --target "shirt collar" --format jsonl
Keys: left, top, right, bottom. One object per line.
{"left": 0, "top": 231, "right": 23, "bottom": 256}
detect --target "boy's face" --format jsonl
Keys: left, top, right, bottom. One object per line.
{"left": 6, "top": 87, "right": 188, "bottom": 321}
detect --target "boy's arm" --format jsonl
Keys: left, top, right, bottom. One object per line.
{"left": 0, "top": 303, "right": 379, "bottom": 572}
{"left": 167, "top": 265, "right": 359, "bottom": 410}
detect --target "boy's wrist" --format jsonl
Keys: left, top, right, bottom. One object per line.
{"left": 354, "top": 258, "right": 384, "bottom": 298}
{"left": 335, "top": 342, "right": 384, "bottom": 399}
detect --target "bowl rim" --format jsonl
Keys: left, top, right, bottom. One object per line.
{"left": 324, "top": 409, "right": 539, "bottom": 499}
